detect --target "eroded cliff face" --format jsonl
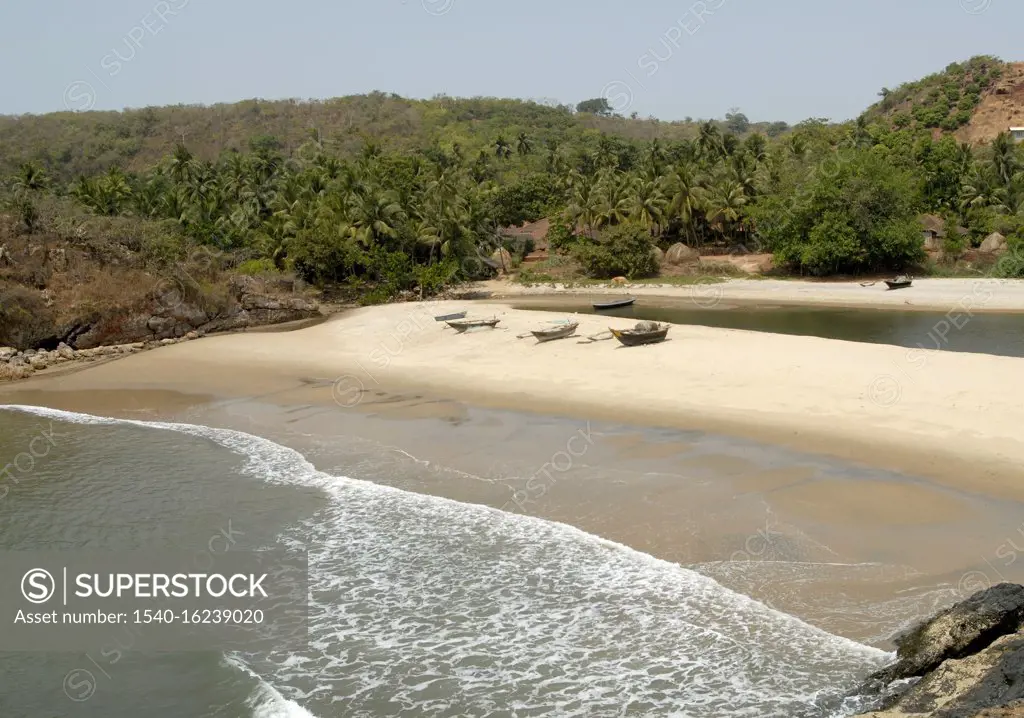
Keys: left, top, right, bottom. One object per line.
{"left": 849, "top": 584, "right": 1024, "bottom": 718}
{"left": 0, "top": 212, "right": 324, "bottom": 355}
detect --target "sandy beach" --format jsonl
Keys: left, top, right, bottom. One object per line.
{"left": 4, "top": 287, "right": 1024, "bottom": 500}
{"left": 5, "top": 284, "right": 1024, "bottom": 648}
{"left": 488, "top": 276, "right": 1024, "bottom": 313}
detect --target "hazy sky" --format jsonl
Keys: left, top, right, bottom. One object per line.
{"left": 2, "top": 0, "right": 1021, "bottom": 122}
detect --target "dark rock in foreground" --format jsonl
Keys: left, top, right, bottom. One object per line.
{"left": 848, "top": 583, "right": 1024, "bottom": 717}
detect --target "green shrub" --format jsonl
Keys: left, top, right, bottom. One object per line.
{"left": 748, "top": 149, "right": 925, "bottom": 276}
{"left": 990, "top": 238, "right": 1024, "bottom": 278}
{"left": 546, "top": 222, "right": 580, "bottom": 253}
{"left": 572, "top": 223, "right": 658, "bottom": 279}
{"left": 942, "top": 232, "right": 967, "bottom": 261}
{"left": 414, "top": 258, "right": 459, "bottom": 297}
{"left": 237, "top": 258, "right": 279, "bottom": 275}
{"left": 515, "top": 268, "right": 555, "bottom": 285}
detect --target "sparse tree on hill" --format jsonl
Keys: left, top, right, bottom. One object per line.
{"left": 575, "top": 97, "right": 612, "bottom": 116}
{"left": 516, "top": 132, "right": 532, "bottom": 156}
{"left": 494, "top": 135, "right": 512, "bottom": 160}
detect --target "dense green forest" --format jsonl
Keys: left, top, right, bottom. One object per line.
{"left": 3, "top": 56, "right": 1024, "bottom": 303}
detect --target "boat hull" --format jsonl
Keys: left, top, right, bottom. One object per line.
{"left": 609, "top": 326, "right": 669, "bottom": 346}
{"left": 885, "top": 281, "right": 912, "bottom": 290}
{"left": 446, "top": 319, "right": 500, "bottom": 332}
{"left": 434, "top": 311, "right": 467, "bottom": 322}
{"left": 593, "top": 298, "right": 636, "bottom": 310}
{"left": 531, "top": 323, "right": 579, "bottom": 343}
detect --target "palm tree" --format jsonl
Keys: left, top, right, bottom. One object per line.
{"left": 494, "top": 135, "right": 512, "bottom": 159}
{"left": 990, "top": 132, "right": 1018, "bottom": 187}
{"left": 516, "top": 132, "right": 532, "bottom": 157}
{"left": 565, "top": 172, "right": 601, "bottom": 238}
{"left": 705, "top": 180, "right": 748, "bottom": 242}
{"left": 628, "top": 178, "right": 667, "bottom": 233}
{"left": 13, "top": 163, "right": 49, "bottom": 193}
{"left": 349, "top": 190, "right": 407, "bottom": 249}
{"left": 256, "top": 212, "right": 297, "bottom": 269}
{"left": 697, "top": 121, "right": 723, "bottom": 162}
{"left": 729, "top": 154, "right": 758, "bottom": 198}
{"left": 666, "top": 163, "right": 706, "bottom": 245}
{"left": 545, "top": 140, "right": 563, "bottom": 174}
{"left": 595, "top": 170, "right": 633, "bottom": 228}
{"left": 645, "top": 139, "right": 666, "bottom": 176}
{"left": 169, "top": 144, "right": 194, "bottom": 185}
{"left": 471, "top": 150, "right": 491, "bottom": 183}
{"left": 789, "top": 134, "right": 809, "bottom": 161}
{"left": 721, "top": 133, "right": 740, "bottom": 157}
{"left": 132, "top": 174, "right": 169, "bottom": 217}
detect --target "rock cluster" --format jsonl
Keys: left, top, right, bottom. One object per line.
{"left": 847, "top": 583, "right": 1024, "bottom": 718}
{"left": 0, "top": 336, "right": 200, "bottom": 381}
{"left": 67, "top": 285, "right": 319, "bottom": 350}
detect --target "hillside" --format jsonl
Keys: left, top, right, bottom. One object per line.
{"left": 864, "top": 55, "right": 1024, "bottom": 144}
{"left": 957, "top": 62, "right": 1024, "bottom": 144}
{"left": 0, "top": 95, "right": 788, "bottom": 184}
{"left": 2, "top": 57, "right": 1024, "bottom": 369}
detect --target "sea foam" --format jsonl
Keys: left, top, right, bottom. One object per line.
{"left": 1, "top": 405, "right": 891, "bottom": 717}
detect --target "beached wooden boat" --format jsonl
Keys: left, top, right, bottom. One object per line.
{"left": 446, "top": 318, "right": 500, "bottom": 332}
{"left": 885, "top": 276, "right": 913, "bottom": 290}
{"left": 609, "top": 321, "right": 669, "bottom": 347}
{"left": 593, "top": 297, "right": 636, "bottom": 310}
{"left": 434, "top": 311, "right": 467, "bottom": 322}
{"left": 531, "top": 322, "right": 579, "bottom": 343}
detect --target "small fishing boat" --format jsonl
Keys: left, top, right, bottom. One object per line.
{"left": 609, "top": 321, "right": 669, "bottom": 347}
{"left": 530, "top": 322, "right": 579, "bottom": 343}
{"left": 446, "top": 318, "right": 500, "bottom": 332}
{"left": 593, "top": 297, "right": 636, "bottom": 310}
{"left": 884, "top": 275, "right": 913, "bottom": 290}
{"left": 434, "top": 311, "right": 467, "bottom": 322}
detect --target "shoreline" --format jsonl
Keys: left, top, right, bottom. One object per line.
{"left": 4, "top": 299, "right": 1024, "bottom": 501}
{"left": 4, "top": 387, "right": 1018, "bottom": 650}
{"left": 485, "top": 276, "right": 1024, "bottom": 314}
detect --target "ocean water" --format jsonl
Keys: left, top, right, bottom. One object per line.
{"left": 0, "top": 405, "right": 890, "bottom": 717}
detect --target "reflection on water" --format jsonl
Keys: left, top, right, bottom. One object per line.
{"left": 517, "top": 300, "right": 1024, "bottom": 358}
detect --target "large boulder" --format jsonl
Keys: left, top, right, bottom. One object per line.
{"left": 980, "top": 232, "right": 1009, "bottom": 254}
{"left": 651, "top": 246, "right": 665, "bottom": 265}
{"left": 849, "top": 584, "right": 1024, "bottom": 717}
{"left": 0, "top": 347, "right": 17, "bottom": 362}
{"left": 665, "top": 243, "right": 699, "bottom": 266}
{"left": 884, "top": 583, "right": 1024, "bottom": 680}
{"left": 924, "top": 235, "right": 942, "bottom": 252}
{"left": 490, "top": 248, "right": 513, "bottom": 274}
{"left": 0, "top": 363, "right": 33, "bottom": 381}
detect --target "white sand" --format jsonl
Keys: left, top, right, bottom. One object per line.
{"left": 489, "top": 277, "right": 1024, "bottom": 313}
{"left": 17, "top": 297, "right": 1024, "bottom": 497}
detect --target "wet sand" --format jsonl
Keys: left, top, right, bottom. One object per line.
{"left": 3, "top": 382, "right": 1024, "bottom": 648}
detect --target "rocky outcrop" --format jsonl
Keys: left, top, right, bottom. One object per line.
{"left": 980, "top": 233, "right": 1008, "bottom": 254}
{"left": 0, "top": 336, "right": 206, "bottom": 381}
{"left": 2, "top": 275, "right": 321, "bottom": 353}
{"left": 849, "top": 584, "right": 1024, "bottom": 718}
{"left": 651, "top": 246, "right": 665, "bottom": 265}
{"left": 0, "top": 273, "right": 324, "bottom": 381}
{"left": 664, "top": 242, "right": 699, "bottom": 266}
